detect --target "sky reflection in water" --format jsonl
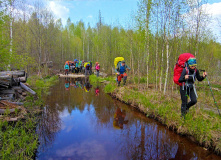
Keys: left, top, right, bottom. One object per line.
{"left": 36, "top": 78, "right": 220, "bottom": 160}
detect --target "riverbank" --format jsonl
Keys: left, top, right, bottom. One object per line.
{"left": 0, "top": 75, "right": 58, "bottom": 159}
{"left": 89, "top": 75, "right": 221, "bottom": 156}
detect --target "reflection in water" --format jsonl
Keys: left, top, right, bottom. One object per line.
{"left": 113, "top": 107, "right": 128, "bottom": 129}
{"left": 95, "top": 86, "right": 100, "bottom": 96}
{"left": 84, "top": 77, "right": 92, "bottom": 92}
{"left": 36, "top": 78, "right": 221, "bottom": 160}
{"left": 37, "top": 103, "right": 61, "bottom": 152}
{"left": 64, "top": 78, "right": 70, "bottom": 90}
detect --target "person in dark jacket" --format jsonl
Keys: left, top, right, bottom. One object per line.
{"left": 178, "top": 58, "right": 207, "bottom": 116}
{"left": 115, "top": 60, "right": 130, "bottom": 86}
{"left": 85, "top": 63, "right": 90, "bottom": 76}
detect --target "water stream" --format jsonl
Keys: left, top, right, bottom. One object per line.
{"left": 36, "top": 78, "right": 220, "bottom": 160}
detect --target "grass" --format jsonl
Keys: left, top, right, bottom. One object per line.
{"left": 98, "top": 75, "right": 221, "bottom": 156}
{"left": 0, "top": 75, "right": 58, "bottom": 160}
{"left": 89, "top": 74, "right": 115, "bottom": 84}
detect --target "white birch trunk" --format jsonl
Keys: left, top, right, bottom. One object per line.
{"left": 163, "top": 43, "right": 169, "bottom": 95}
{"left": 155, "top": 39, "right": 158, "bottom": 90}
{"left": 159, "top": 47, "right": 164, "bottom": 92}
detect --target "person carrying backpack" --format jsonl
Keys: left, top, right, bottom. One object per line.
{"left": 115, "top": 60, "right": 130, "bottom": 86}
{"left": 95, "top": 62, "right": 100, "bottom": 77}
{"left": 85, "top": 63, "right": 91, "bottom": 76}
{"left": 75, "top": 61, "right": 79, "bottom": 73}
{"left": 178, "top": 58, "right": 207, "bottom": 116}
{"left": 64, "top": 63, "right": 69, "bottom": 75}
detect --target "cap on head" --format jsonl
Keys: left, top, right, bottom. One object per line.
{"left": 122, "top": 60, "right": 125, "bottom": 63}
{"left": 188, "top": 58, "right": 197, "bottom": 66}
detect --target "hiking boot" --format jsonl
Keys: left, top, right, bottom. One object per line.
{"left": 118, "top": 81, "right": 121, "bottom": 87}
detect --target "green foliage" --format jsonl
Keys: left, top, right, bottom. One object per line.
{"left": 0, "top": 75, "right": 58, "bottom": 159}
{"left": 104, "top": 83, "right": 116, "bottom": 93}
{"left": 0, "top": 119, "right": 38, "bottom": 159}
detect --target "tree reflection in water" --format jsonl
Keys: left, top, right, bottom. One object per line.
{"left": 37, "top": 104, "right": 61, "bottom": 152}
{"left": 36, "top": 78, "right": 219, "bottom": 160}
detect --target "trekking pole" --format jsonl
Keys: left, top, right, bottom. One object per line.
{"left": 199, "top": 69, "right": 221, "bottom": 116}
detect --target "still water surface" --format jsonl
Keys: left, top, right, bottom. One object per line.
{"left": 36, "top": 78, "right": 220, "bottom": 160}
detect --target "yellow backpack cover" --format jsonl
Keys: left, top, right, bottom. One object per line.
{"left": 84, "top": 62, "right": 90, "bottom": 68}
{"left": 114, "top": 57, "right": 124, "bottom": 68}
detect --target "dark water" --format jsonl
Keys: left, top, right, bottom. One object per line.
{"left": 36, "top": 78, "right": 220, "bottom": 160}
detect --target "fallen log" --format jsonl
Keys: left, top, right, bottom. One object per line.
{"left": 0, "top": 76, "right": 13, "bottom": 87}
{"left": 9, "top": 102, "right": 23, "bottom": 105}
{"left": 19, "top": 76, "right": 27, "bottom": 83}
{"left": 20, "top": 82, "right": 36, "bottom": 95}
{"left": 0, "top": 70, "right": 25, "bottom": 77}
{"left": 0, "top": 97, "right": 12, "bottom": 100}
{"left": 0, "top": 108, "right": 18, "bottom": 114}
{"left": 12, "top": 86, "right": 22, "bottom": 90}
{"left": 0, "top": 83, "right": 9, "bottom": 89}
{"left": 0, "top": 89, "right": 15, "bottom": 94}
{"left": 0, "top": 94, "right": 15, "bottom": 100}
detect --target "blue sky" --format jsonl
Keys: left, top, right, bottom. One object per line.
{"left": 23, "top": 0, "right": 221, "bottom": 42}
{"left": 45, "top": 0, "right": 138, "bottom": 28}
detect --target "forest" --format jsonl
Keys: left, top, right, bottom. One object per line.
{"left": 1, "top": 0, "right": 221, "bottom": 93}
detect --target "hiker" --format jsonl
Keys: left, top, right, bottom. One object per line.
{"left": 70, "top": 62, "right": 74, "bottom": 73}
{"left": 64, "top": 63, "right": 69, "bottom": 75}
{"left": 79, "top": 61, "right": 82, "bottom": 72}
{"left": 115, "top": 60, "right": 130, "bottom": 86}
{"left": 75, "top": 61, "right": 79, "bottom": 73}
{"left": 81, "top": 60, "right": 85, "bottom": 73}
{"left": 89, "top": 61, "right": 93, "bottom": 75}
{"left": 95, "top": 62, "right": 100, "bottom": 77}
{"left": 85, "top": 63, "right": 90, "bottom": 76}
{"left": 178, "top": 58, "right": 207, "bottom": 116}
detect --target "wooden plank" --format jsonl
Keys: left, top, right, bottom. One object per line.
{"left": 58, "top": 74, "right": 85, "bottom": 78}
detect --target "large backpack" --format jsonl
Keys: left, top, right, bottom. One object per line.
{"left": 114, "top": 57, "right": 124, "bottom": 69}
{"left": 173, "top": 53, "right": 195, "bottom": 86}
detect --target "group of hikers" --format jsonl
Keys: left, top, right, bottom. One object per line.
{"left": 64, "top": 60, "right": 100, "bottom": 76}
{"left": 63, "top": 53, "right": 209, "bottom": 117}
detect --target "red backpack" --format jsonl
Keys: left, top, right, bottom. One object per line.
{"left": 173, "top": 53, "right": 195, "bottom": 86}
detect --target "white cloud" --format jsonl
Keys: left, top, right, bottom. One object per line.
{"left": 202, "top": 2, "right": 221, "bottom": 42}
{"left": 87, "top": 15, "right": 93, "bottom": 18}
{"left": 47, "top": 1, "right": 70, "bottom": 25}
{"left": 56, "top": 140, "right": 107, "bottom": 158}
{"left": 182, "top": 2, "right": 221, "bottom": 42}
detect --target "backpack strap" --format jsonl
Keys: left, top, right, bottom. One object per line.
{"left": 185, "top": 67, "right": 189, "bottom": 75}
